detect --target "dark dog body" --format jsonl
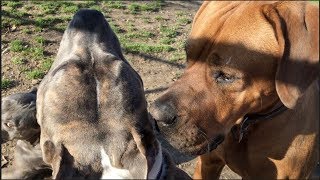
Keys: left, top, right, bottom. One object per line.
{"left": 37, "top": 9, "right": 190, "bottom": 179}
{"left": 151, "top": 2, "right": 319, "bottom": 179}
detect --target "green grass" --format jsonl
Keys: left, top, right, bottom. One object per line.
{"left": 170, "top": 52, "right": 186, "bottom": 62}
{"left": 155, "top": 15, "right": 164, "bottom": 21}
{"left": 12, "top": 57, "right": 26, "bottom": 65}
{"left": 128, "top": 2, "right": 162, "bottom": 14}
{"left": 29, "top": 47, "right": 44, "bottom": 59}
{"left": 123, "top": 43, "right": 174, "bottom": 53}
{"left": 35, "top": 36, "right": 46, "bottom": 45}
{"left": 160, "top": 25, "right": 179, "bottom": 38}
{"left": 4, "top": 1, "right": 23, "bottom": 9}
{"left": 10, "top": 40, "right": 26, "bottom": 52}
{"left": 160, "top": 37, "right": 175, "bottom": 45}
{"left": 38, "top": 2, "right": 61, "bottom": 14}
{"left": 35, "top": 17, "right": 63, "bottom": 28}
{"left": 60, "top": 3, "right": 79, "bottom": 13}
{"left": 22, "top": 28, "right": 32, "bottom": 34}
{"left": 41, "top": 58, "right": 54, "bottom": 71}
{"left": 109, "top": 22, "right": 122, "bottom": 34}
{"left": 177, "top": 17, "right": 192, "bottom": 25}
{"left": 124, "top": 31, "right": 155, "bottom": 39}
{"left": 26, "top": 69, "right": 45, "bottom": 79}
{"left": 1, "top": 79, "right": 13, "bottom": 90}
{"left": 104, "top": 1, "right": 126, "bottom": 9}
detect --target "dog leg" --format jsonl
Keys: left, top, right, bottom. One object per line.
{"left": 193, "top": 151, "right": 225, "bottom": 180}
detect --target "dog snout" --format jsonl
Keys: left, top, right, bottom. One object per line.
{"left": 150, "top": 100, "right": 177, "bottom": 126}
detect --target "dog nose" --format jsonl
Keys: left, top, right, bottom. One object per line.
{"left": 150, "top": 100, "right": 177, "bottom": 126}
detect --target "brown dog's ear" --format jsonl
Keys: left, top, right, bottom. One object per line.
{"left": 262, "top": 2, "right": 319, "bottom": 109}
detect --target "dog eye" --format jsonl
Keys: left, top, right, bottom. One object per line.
{"left": 213, "top": 71, "right": 235, "bottom": 83}
{"left": 4, "top": 122, "right": 14, "bottom": 129}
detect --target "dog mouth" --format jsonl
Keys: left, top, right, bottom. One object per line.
{"left": 152, "top": 117, "right": 225, "bottom": 155}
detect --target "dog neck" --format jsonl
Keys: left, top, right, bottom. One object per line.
{"left": 147, "top": 142, "right": 164, "bottom": 179}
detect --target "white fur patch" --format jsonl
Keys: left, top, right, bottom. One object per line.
{"left": 100, "top": 147, "right": 132, "bottom": 179}
{"left": 147, "top": 144, "right": 163, "bottom": 179}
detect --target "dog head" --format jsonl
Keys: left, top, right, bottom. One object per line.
{"left": 151, "top": 2, "right": 319, "bottom": 155}
{"left": 37, "top": 9, "right": 160, "bottom": 179}
{"left": 1, "top": 88, "right": 39, "bottom": 144}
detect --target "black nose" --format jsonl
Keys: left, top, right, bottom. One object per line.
{"left": 150, "top": 100, "right": 177, "bottom": 126}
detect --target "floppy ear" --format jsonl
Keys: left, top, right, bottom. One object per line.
{"left": 130, "top": 115, "right": 160, "bottom": 178}
{"left": 262, "top": 2, "right": 319, "bottom": 109}
{"left": 42, "top": 141, "right": 75, "bottom": 178}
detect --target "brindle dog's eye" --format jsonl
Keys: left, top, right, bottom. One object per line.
{"left": 213, "top": 71, "right": 235, "bottom": 83}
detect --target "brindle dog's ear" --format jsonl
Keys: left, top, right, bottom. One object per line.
{"left": 131, "top": 124, "right": 159, "bottom": 178}
{"left": 262, "top": 2, "right": 319, "bottom": 109}
{"left": 42, "top": 141, "right": 75, "bottom": 179}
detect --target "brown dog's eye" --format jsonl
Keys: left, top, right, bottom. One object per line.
{"left": 213, "top": 71, "right": 235, "bottom": 83}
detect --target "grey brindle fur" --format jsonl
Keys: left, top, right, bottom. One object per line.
{"left": 2, "top": 88, "right": 39, "bottom": 144}
{"left": 36, "top": 9, "right": 190, "bottom": 179}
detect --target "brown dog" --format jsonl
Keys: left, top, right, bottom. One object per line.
{"left": 151, "top": 1, "right": 319, "bottom": 179}
{"left": 37, "top": 9, "right": 190, "bottom": 179}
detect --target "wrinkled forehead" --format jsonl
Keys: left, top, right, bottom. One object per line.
{"left": 187, "top": 2, "right": 279, "bottom": 64}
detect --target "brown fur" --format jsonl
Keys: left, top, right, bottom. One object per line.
{"left": 151, "top": 2, "right": 319, "bottom": 179}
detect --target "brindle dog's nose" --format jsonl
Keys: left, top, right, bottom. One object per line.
{"left": 150, "top": 100, "right": 177, "bottom": 126}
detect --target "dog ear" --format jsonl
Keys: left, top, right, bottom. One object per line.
{"left": 131, "top": 120, "right": 160, "bottom": 178}
{"left": 42, "top": 141, "right": 76, "bottom": 178}
{"left": 262, "top": 2, "right": 319, "bottom": 109}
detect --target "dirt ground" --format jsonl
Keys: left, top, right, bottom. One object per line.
{"left": 1, "top": 1, "right": 241, "bottom": 178}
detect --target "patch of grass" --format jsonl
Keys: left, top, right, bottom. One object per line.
{"left": 89, "top": 5, "right": 102, "bottom": 11}
{"left": 177, "top": 17, "right": 192, "bottom": 25}
{"left": 155, "top": 15, "right": 164, "bottom": 21}
{"left": 29, "top": 47, "right": 45, "bottom": 59}
{"left": 39, "top": 2, "right": 61, "bottom": 14}
{"left": 109, "top": 22, "right": 122, "bottom": 34}
{"left": 104, "top": 1, "right": 126, "bottom": 9}
{"left": 22, "top": 28, "right": 32, "bottom": 34}
{"left": 128, "top": 2, "right": 162, "bottom": 14}
{"left": 35, "top": 36, "right": 46, "bottom": 45}
{"left": 176, "top": 11, "right": 186, "bottom": 17}
{"left": 170, "top": 52, "right": 186, "bottom": 62}
{"left": 60, "top": 3, "right": 79, "bottom": 14}
{"left": 123, "top": 43, "right": 174, "bottom": 53}
{"left": 54, "top": 23, "right": 68, "bottom": 32}
{"left": 160, "top": 25, "right": 179, "bottom": 38}
{"left": 124, "top": 31, "right": 155, "bottom": 39}
{"left": 5, "top": 1, "right": 23, "bottom": 9}
{"left": 128, "top": 3, "right": 140, "bottom": 14}
{"left": 10, "top": 40, "right": 26, "bottom": 52}
{"left": 160, "top": 37, "right": 175, "bottom": 45}
{"left": 12, "top": 57, "right": 26, "bottom": 65}
{"left": 1, "top": 79, "right": 14, "bottom": 90}
{"left": 35, "top": 17, "right": 63, "bottom": 28}
{"left": 41, "top": 58, "right": 54, "bottom": 71}
{"left": 26, "top": 69, "right": 45, "bottom": 80}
